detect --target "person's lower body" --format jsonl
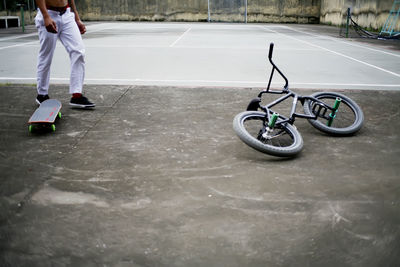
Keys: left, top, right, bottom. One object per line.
{"left": 35, "top": 8, "right": 94, "bottom": 107}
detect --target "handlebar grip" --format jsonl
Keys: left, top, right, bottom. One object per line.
{"left": 268, "top": 43, "right": 274, "bottom": 59}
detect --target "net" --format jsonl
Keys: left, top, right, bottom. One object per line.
{"left": 339, "top": 10, "right": 400, "bottom": 39}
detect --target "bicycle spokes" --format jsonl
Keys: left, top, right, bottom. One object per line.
{"left": 305, "top": 92, "right": 363, "bottom": 135}
{"left": 255, "top": 120, "right": 294, "bottom": 147}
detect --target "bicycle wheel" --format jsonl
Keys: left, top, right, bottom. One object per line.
{"left": 303, "top": 92, "right": 364, "bottom": 136}
{"left": 233, "top": 111, "right": 303, "bottom": 157}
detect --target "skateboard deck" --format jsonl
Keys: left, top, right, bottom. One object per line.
{"left": 28, "top": 99, "right": 62, "bottom": 132}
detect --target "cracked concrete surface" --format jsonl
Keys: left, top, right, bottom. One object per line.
{"left": 0, "top": 84, "right": 399, "bottom": 266}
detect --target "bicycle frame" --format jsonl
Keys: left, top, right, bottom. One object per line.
{"left": 256, "top": 43, "right": 339, "bottom": 126}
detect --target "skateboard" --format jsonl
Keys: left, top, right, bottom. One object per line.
{"left": 28, "top": 99, "right": 62, "bottom": 132}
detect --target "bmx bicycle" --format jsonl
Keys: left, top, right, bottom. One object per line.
{"left": 233, "top": 43, "right": 364, "bottom": 157}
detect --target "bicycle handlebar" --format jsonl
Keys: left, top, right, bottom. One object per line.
{"left": 266, "top": 42, "right": 289, "bottom": 93}
{"left": 268, "top": 43, "right": 274, "bottom": 59}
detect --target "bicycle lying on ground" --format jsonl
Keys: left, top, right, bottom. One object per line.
{"left": 233, "top": 43, "right": 364, "bottom": 157}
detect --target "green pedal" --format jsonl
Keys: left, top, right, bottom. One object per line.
{"left": 268, "top": 113, "right": 279, "bottom": 128}
{"left": 327, "top": 98, "right": 341, "bottom": 126}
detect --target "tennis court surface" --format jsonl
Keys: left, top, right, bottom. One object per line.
{"left": 1, "top": 22, "right": 400, "bottom": 89}
{"left": 1, "top": 23, "right": 400, "bottom": 266}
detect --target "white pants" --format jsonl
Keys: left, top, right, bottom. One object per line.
{"left": 35, "top": 8, "right": 85, "bottom": 95}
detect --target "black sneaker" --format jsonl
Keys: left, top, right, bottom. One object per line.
{"left": 36, "top": 94, "right": 50, "bottom": 105}
{"left": 69, "top": 95, "right": 95, "bottom": 108}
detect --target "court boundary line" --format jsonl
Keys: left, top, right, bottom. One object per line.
{"left": 1, "top": 77, "right": 399, "bottom": 90}
{"left": 3, "top": 43, "right": 321, "bottom": 51}
{"left": 0, "top": 40, "right": 38, "bottom": 50}
{"left": 281, "top": 25, "right": 400, "bottom": 58}
{"left": 0, "top": 23, "right": 115, "bottom": 42}
{"left": 170, "top": 27, "right": 192, "bottom": 47}
{"left": 0, "top": 32, "right": 37, "bottom": 42}
{"left": 261, "top": 26, "right": 400, "bottom": 78}
{"left": 0, "top": 23, "right": 122, "bottom": 50}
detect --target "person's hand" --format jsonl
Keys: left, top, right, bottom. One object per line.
{"left": 44, "top": 16, "right": 57, "bottom": 33}
{"left": 76, "top": 20, "right": 86, "bottom": 34}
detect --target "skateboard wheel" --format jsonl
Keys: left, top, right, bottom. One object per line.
{"left": 58, "top": 112, "right": 62, "bottom": 119}
{"left": 28, "top": 125, "right": 33, "bottom": 133}
{"left": 51, "top": 124, "right": 56, "bottom": 132}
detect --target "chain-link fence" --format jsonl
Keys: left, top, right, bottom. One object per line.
{"left": 0, "top": 0, "right": 36, "bottom": 12}
{"left": 0, "top": 0, "right": 37, "bottom": 28}
{"left": 207, "top": 0, "right": 247, "bottom": 22}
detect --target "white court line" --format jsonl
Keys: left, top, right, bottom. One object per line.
{"left": 0, "top": 40, "right": 38, "bottom": 50}
{"left": 0, "top": 43, "right": 319, "bottom": 51}
{"left": 0, "top": 23, "right": 121, "bottom": 50}
{"left": 1, "top": 77, "right": 399, "bottom": 89}
{"left": 0, "top": 32, "right": 37, "bottom": 42}
{"left": 169, "top": 27, "right": 192, "bottom": 47}
{"left": 85, "top": 23, "right": 135, "bottom": 34}
{"left": 281, "top": 25, "right": 400, "bottom": 58}
{"left": 262, "top": 26, "right": 400, "bottom": 78}
{"left": 0, "top": 23, "right": 117, "bottom": 42}
{"left": 82, "top": 45, "right": 317, "bottom": 51}
{"left": 0, "top": 23, "right": 189, "bottom": 50}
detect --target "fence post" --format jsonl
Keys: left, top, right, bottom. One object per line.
{"left": 346, "top": 7, "right": 350, "bottom": 38}
{"left": 20, "top": 5, "right": 25, "bottom": 32}
{"left": 207, "top": 0, "right": 210, "bottom": 22}
{"left": 245, "top": 0, "right": 247, "bottom": 23}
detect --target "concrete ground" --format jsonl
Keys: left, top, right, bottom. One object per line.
{"left": 0, "top": 84, "right": 399, "bottom": 267}
{"left": 1, "top": 22, "right": 400, "bottom": 266}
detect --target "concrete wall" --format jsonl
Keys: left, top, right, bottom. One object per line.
{"left": 75, "top": 0, "right": 321, "bottom": 23}
{"left": 320, "top": 0, "right": 399, "bottom": 31}
{"left": 2, "top": 0, "right": 397, "bottom": 31}
{"left": 248, "top": 0, "right": 320, "bottom": 23}
{"left": 75, "top": 0, "right": 209, "bottom": 22}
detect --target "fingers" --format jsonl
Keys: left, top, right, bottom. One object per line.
{"left": 45, "top": 20, "right": 58, "bottom": 33}
{"left": 80, "top": 25, "right": 86, "bottom": 35}
{"left": 77, "top": 22, "right": 86, "bottom": 34}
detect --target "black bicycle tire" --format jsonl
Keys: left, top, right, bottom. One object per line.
{"left": 303, "top": 92, "right": 364, "bottom": 136}
{"left": 233, "top": 111, "right": 303, "bottom": 157}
